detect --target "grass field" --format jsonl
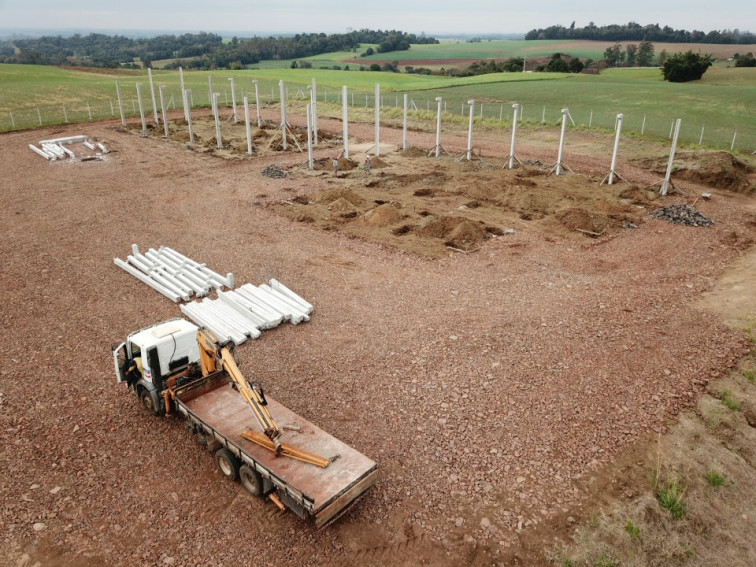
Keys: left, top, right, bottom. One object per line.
{"left": 1, "top": 55, "right": 754, "bottom": 151}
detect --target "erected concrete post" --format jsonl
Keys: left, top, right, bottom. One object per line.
{"left": 607, "top": 113, "right": 623, "bottom": 185}
{"left": 159, "top": 85, "right": 169, "bottom": 138}
{"left": 306, "top": 103, "right": 314, "bottom": 170}
{"left": 208, "top": 76, "right": 213, "bottom": 108}
{"left": 252, "top": 80, "right": 262, "bottom": 127}
{"left": 228, "top": 78, "right": 238, "bottom": 123}
{"left": 508, "top": 104, "right": 520, "bottom": 169}
{"left": 243, "top": 96, "right": 252, "bottom": 155}
{"left": 342, "top": 85, "right": 349, "bottom": 159}
{"left": 435, "top": 96, "right": 443, "bottom": 158}
{"left": 311, "top": 78, "right": 318, "bottom": 144}
{"left": 184, "top": 89, "right": 194, "bottom": 142}
{"left": 374, "top": 83, "right": 380, "bottom": 157}
{"left": 213, "top": 92, "right": 222, "bottom": 149}
{"left": 556, "top": 108, "right": 568, "bottom": 176}
{"left": 279, "top": 80, "right": 288, "bottom": 151}
{"left": 136, "top": 83, "right": 147, "bottom": 135}
{"left": 661, "top": 119, "right": 681, "bottom": 195}
{"left": 116, "top": 81, "right": 126, "bottom": 126}
{"left": 466, "top": 99, "right": 475, "bottom": 160}
{"left": 148, "top": 68, "right": 159, "bottom": 124}
{"left": 402, "top": 93, "right": 409, "bottom": 150}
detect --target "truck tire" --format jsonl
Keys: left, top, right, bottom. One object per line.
{"left": 140, "top": 389, "right": 159, "bottom": 416}
{"left": 239, "top": 465, "right": 263, "bottom": 497}
{"left": 215, "top": 448, "right": 240, "bottom": 482}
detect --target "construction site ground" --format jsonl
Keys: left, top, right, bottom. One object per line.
{"left": 1, "top": 106, "right": 755, "bottom": 567}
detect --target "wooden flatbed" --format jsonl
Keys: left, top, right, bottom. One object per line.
{"left": 174, "top": 373, "right": 378, "bottom": 527}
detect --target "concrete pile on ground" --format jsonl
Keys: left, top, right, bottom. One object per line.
{"left": 650, "top": 204, "right": 714, "bottom": 227}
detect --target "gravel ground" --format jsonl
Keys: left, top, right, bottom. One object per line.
{"left": 1, "top": 112, "right": 754, "bottom": 567}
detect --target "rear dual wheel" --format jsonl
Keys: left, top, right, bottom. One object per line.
{"left": 215, "top": 448, "right": 240, "bottom": 482}
{"left": 240, "top": 465, "right": 263, "bottom": 497}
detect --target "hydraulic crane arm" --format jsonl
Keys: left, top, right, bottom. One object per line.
{"left": 196, "top": 328, "right": 282, "bottom": 450}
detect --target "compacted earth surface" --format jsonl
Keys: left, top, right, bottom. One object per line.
{"left": 1, "top": 106, "right": 755, "bottom": 566}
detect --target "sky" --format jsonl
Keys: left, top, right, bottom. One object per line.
{"left": 0, "top": 0, "right": 752, "bottom": 36}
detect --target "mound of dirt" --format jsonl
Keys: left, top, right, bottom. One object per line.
{"left": 369, "top": 156, "right": 389, "bottom": 169}
{"left": 400, "top": 146, "right": 427, "bottom": 158}
{"left": 674, "top": 152, "right": 755, "bottom": 194}
{"left": 327, "top": 197, "right": 359, "bottom": 213}
{"left": 445, "top": 220, "right": 488, "bottom": 251}
{"left": 261, "top": 165, "right": 287, "bottom": 179}
{"left": 618, "top": 185, "right": 656, "bottom": 206}
{"left": 314, "top": 188, "right": 363, "bottom": 206}
{"left": 556, "top": 208, "right": 611, "bottom": 235}
{"left": 362, "top": 203, "right": 402, "bottom": 226}
{"left": 417, "top": 216, "right": 469, "bottom": 239}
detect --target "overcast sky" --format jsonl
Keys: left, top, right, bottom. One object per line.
{"left": 0, "top": 0, "right": 751, "bottom": 36}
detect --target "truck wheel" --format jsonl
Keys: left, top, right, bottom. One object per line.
{"left": 240, "top": 465, "right": 263, "bottom": 497}
{"left": 140, "top": 389, "right": 158, "bottom": 416}
{"left": 215, "top": 448, "right": 240, "bottom": 482}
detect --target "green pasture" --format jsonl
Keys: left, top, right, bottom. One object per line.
{"left": 0, "top": 62, "right": 753, "bottom": 151}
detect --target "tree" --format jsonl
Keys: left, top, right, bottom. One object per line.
{"left": 637, "top": 40, "right": 655, "bottom": 66}
{"left": 568, "top": 57, "right": 584, "bottom": 73}
{"left": 661, "top": 51, "right": 714, "bottom": 82}
{"left": 734, "top": 53, "right": 756, "bottom": 67}
{"left": 658, "top": 49, "right": 668, "bottom": 66}
{"left": 625, "top": 43, "right": 637, "bottom": 66}
{"left": 604, "top": 42, "right": 624, "bottom": 66}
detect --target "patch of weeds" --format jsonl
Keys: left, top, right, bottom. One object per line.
{"left": 720, "top": 389, "right": 741, "bottom": 411}
{"left": 594, "top": 554, "right": 619, "bottom": 567}
{"left": 562, "top": 559, "right": 576, "bottom": 567}
{"left": 657, "top": 478, "right": 687, "bottom": 519}
{"left": 587, "top": 514, "right": 601, "bottom": 529}
{"left": 624, "top": 518, "right": 641, "bottom": 539}
{"left": 704, "top": 470, "right": 725, "bottom": 486}
{"left": 741, "top": 369, "right": 755, "bottom": 383}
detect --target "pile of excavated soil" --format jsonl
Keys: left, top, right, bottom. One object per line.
{"left": 314, "top": 188, "right": 363, "bottom": 206}
{"left": 362, "top": 203, "right": 402, "bottom": 226}
{"left": 444, "top": 220, "right": 488, "bottom": 250}
{"left": 556, "top": 207, "right": 612, "bottom": 234}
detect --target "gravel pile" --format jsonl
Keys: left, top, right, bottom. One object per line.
{"left": 0, "top": 116, "right": 752, "bottom": 567}
{"left": 261, "top": 164, "right": 287, "bottom": 178}
{"left": 650, "top": 203, "right": 714, "bottom": 227}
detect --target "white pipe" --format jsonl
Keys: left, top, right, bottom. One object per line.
{"left": 259, "top": 284, "right": 311, "bottom": 319}
{"left": 237, "top": 285, "right": 285, "bottom": 326}
{"left": 247, "top": 285, "right": 307, "bottom": 324}
{"left": 228, "top": 78, "right": 238, "bottom": 123}
{"left": 116, "top": 81, "right": 126, "bottom": 126}
{"left": 184, "top": 89, "right": 194, "bottom": 143}
{"left": 204, "top": 299, "right": 260, "bottom": 338}
{"left": 84, "top": 141, "right": 96, "bottom": 150}
{"left": 159, "top": 85, "right": 169, "bottom": 138}
{"left": 311, "top": 78, "right": 318, "bottom": 144}
{"left": 114, "top": 258, "right": 180, "bottom": 302}
{"left": 253, "top": 80, "right": 262, "bottom": 128}
{"left": 213, "top": 93, "right": 222, "bottom": 149}
{"left": 217, "top": 291, "right": 268, "bottom": 329}
{"left": 39, "top": 135, "right": 89, "bottom": 145}
{"left": 97, "top": 142, "right": 109, "bottom": 154}
{"left": 306, "top": 103, "right": 313, "bottom": 170}
{"left": 136, "top": 83, "right": 147, "bottom": 135}
{"left": 58, "top": 145, "right": 75, "bottom": 158}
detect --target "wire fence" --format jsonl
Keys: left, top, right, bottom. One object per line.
{"left": 2, "top": 79, "right": 753, "bottom": 154}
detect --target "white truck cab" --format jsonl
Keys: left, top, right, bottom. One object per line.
{"left": 113, "top": 318, "right": 201, "bottom": 413}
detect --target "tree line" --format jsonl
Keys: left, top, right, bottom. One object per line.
{"left": 0, "top": 29, "right": 438, "bottom": 69}
{"left": 525, "top": 21, "right": 755, "bottom": 44}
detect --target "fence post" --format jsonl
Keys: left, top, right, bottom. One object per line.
{"left": 63, "top": 105, "right": 68, "bottom": 123}
{"left": 116, "top": 81, "right": 126, "bottom": 126}
{"left": 731, "top": 131, "right": 737, "bottom": 151}
{"left": 136, "top": 83, "right": 147, "bottom": 135}
{"left": 244, "top": 96, "right": 252, "bottom": 155}
{"left": 148, "top": 68, "right": 159, "bottom": 124}
{"left": 10, "top": 111, "right": 15, "bottom": 129}
{"left": 374, "top": 83, "right": 380, "bottom": 157}
{"left": 342, "top": 85, "right": 349, "bottom": 159}
{"left": 87, "top": 102, "right": 92, "bottom": 120}
{"left": 661, "top": 119, "right": 682, "bottom": 195}
{"left": 641, "top": 115, "right": 646, "bottom": 135}
{"left": 159, "top": 85, "right": 169, "bottom": 138}
{"left": 402, "top": 93, "right": 409, "bottom": 150}
{"left": 37, "top": 108, "right": 42, "bottom": 126}
{"left": 699, "top": 124, "right": 705, "bottom": 145}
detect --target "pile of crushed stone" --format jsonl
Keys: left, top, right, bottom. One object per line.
{"left": 650, "top": 204, "right": 714, "bottom": 227}
{"left": 261, "top": 164, "right": 287, "bottom": 179}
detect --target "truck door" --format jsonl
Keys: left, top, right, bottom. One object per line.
{"left": 113, "top": 342, "right": 127, "bottom": 383}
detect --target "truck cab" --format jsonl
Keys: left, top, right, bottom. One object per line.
{"left": 113, "top": 318, "right": 201, "bottom": 414}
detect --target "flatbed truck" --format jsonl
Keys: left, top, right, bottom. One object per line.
{"left": 113, "top": 318, "right": 378, "bottom": 528}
